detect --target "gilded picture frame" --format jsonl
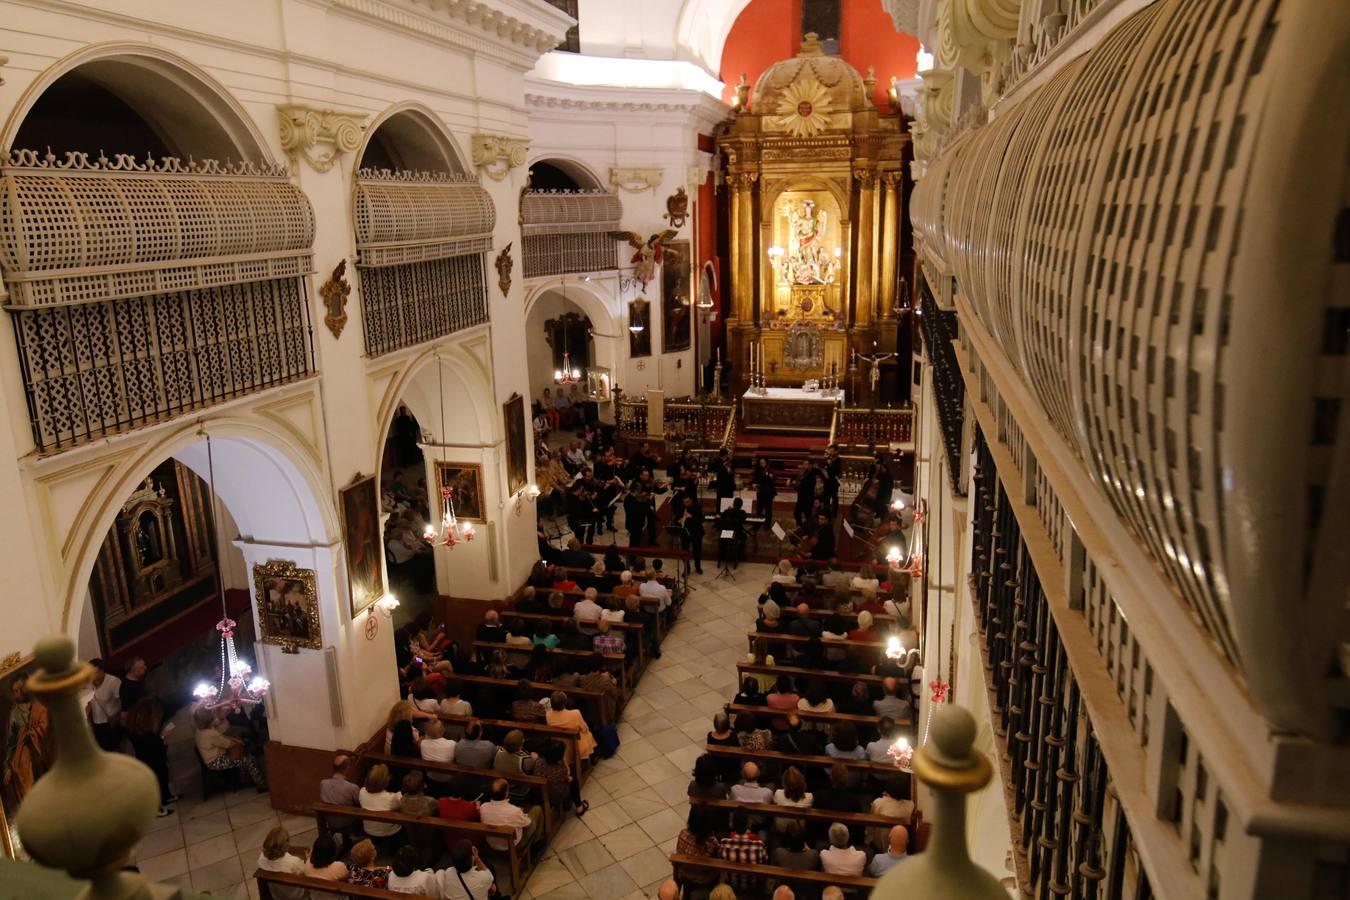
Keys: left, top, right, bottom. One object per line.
{"left": 503, "top": 393, "right": 528, "bottom": 496}
{"left": 339, "top": 474, "right": 383, "bottom": 617}
{"left": 0, "top": 652, "right": 44, "bottom": 861}
{"left": 434, "top": 462, "right": 486, "bottom": 523}
{"left": 254, "top": 559, "right": 321, "bottom": 652}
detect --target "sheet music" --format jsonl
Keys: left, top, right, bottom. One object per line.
{"left": 720, "top": 530, "right": 735, "bottom": 539}
{"left": 719, "top": 498, "right": 735, "bottom": 512}
{"left": 842, "top": 519, "right": 855, "bottom": 538}
{"left": 771, "top": 521, "right": 787, "bottom": 540}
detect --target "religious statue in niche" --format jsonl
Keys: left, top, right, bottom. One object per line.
{"left": 778, "top": 199, "right": 839, "bottom": 286}
{"left": 784, "top": 324, "right": 826, "bottom": 371}
{"left": 613, "top": 229, "right": 678, "bottom": 286}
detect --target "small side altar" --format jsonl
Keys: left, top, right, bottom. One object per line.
{"left": 742, "top": 385, "right": 845, "bottom": 434}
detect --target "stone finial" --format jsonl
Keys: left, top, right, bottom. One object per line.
{"left": 17, "top": 637, "right": 174, "bottom": 899}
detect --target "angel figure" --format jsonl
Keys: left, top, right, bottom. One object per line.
{"left": 613, "top": 229, "right": 678, "bottom": 286}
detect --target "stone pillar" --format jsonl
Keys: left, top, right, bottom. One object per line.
{"left": 878, "top": 171, "right": 903, "bottom": 338}
{"left": 853, "top": 168, "right": 877, "bottom": 326}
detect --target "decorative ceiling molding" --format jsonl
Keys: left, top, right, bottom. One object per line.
{"left": 610, "top": 167, "right": 664, "bottom": 194}
{"left": 471, "top": 133, "right": 529, "bottom": 181}
{"left": 277, "top": 105, "right": 368, "bottom": 174}
{"left": 330, "top": 0, "right": 569, "bottom": 68}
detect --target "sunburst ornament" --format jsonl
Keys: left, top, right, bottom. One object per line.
{"left": 773, "top": 73, "right": 832, "bottom": 138}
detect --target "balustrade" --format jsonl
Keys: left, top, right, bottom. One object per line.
{"left": 831, "top": 405, "right": 913, "bottom": 448}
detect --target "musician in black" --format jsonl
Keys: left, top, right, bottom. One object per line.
{"left": 794, "top": 460, "right": 821, "bottom": 526}
{"left": 822, "top": 445, "right": 843, "bottom": 516}
{"left": 628, "top": 442, "right": 658, "bottom": 479}
{"left": 871, "top": 452, "right": 894, "bottom": 518}
{"left": 623, "top": 469, "right": 659, "bottom": 546}
{"left": 717, "top": 497, "right": 749, "bottom": 568}
{"left": 707, "top": 449, "right": 734, "bottom": 502}
{"left": 567, "top": 478, "right": 600, "bottom": 543}
{"left": 751, "top": 457, "right": 776, "bottom": 530}
{"left": 675, "top": 493, "right": 705, "bottom": 574}
{"left": 592, "top": 454, "right": 624, "bottom": 534}
{"left": 809, "top": 510, "right": 836, "bottom": 561}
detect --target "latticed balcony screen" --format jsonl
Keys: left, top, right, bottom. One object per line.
{"left": 520, "top": 189, "right": 621, "bottom": 278}
{"left": 522, "top": 232, "right": 616, "bottom": 279}
{"left": 13, "top": 279, "right": 314, "bottom": 452}
{"left": 358, "top": 255, "right": 488, "bottom": 358}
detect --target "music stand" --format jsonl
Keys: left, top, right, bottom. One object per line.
{"left": 715, "top": 530, "right": 737, "bottom": 582}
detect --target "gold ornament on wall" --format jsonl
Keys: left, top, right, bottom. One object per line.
{"left": 253, "top": 559, "right": 321, "bottom": 653}
{"left": 319, "top": 260, "right": 351, "bottom": 339}
{"left": 773, "top": 73, "right": 832, "bottom": 138}
{"left": 495, "top": 243, "right": 514, "bottom": 297}
{"left": 664, "top": 186, "right": 689, "bottom": 228}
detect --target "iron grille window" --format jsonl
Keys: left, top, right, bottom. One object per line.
{"left": 522, "top": 232, "right": 616, "bottom": 279}
{"left": 12, "top": 277, "right": 315, "bottom": 453}
{"left": 545, "top": 0, "right": 579, "bottom": 53}
{"left": 357, "top": 254, "right": 489, "bottom": 357}
{"left": 919, "top": 274, "right": 966, "bottom": 495}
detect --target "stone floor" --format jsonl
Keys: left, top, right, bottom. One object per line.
{"left": 132, "top": 554, "right": 770, "bottom": 899}
{"left": 517, "top": 562, "right": 772, "bottom": 900}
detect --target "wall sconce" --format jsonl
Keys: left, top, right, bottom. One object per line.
{"left": 376, "top": 593, "right": 400, "bottom": 618}
{"left": 886, "top": 545, "right": 902, "bottom": 565}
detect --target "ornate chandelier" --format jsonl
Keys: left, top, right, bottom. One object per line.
{"left": 424, "top": 484, "right": 476, "bottom": 548}
{"left": 555, "top": 280, "right": 584, "bottom": 384}
{"left": 192, "top": 431, "right": 268, "bottom": 708}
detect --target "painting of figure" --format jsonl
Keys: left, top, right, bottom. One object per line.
{"left": 435, "top": 462, "right": 486, "bottom": 523}
{"left": 503, "top": 394, "right": 528, "bottom": 497}
{"left": 255, "top": 560, "right": 321, "bottom": 650}
{"left": 340, "top": 475, "right": 383, "bottom": 616}
{"left": 1, "top": 656, "right": 48, "bottom": 860}
{"left": 661, "top": 240, "right": 692, "bottom": 353}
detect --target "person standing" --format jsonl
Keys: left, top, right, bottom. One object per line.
{"left": 118, "top": 657, "right": 148, "bottom": 724}
{"left": 822, "top": 445, "right": 842, "bottom": 517}
{"left": 752, "top": 457, "right": 777, "bottom": 530}
{"left": 677, "top": 494, "right": 705, "bottom": 574}
{"left": 85, "top": 658, "right": 122, "bottom": 752}
{"left": 125, "top": 698, "right": 175, "bottom": 815}
{"left": 794, "top": 461, "right": 820, "bottom": 526}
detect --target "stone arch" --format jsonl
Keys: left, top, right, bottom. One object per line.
{"left": 523, "top": 276, "right": 623, "bottom": 414}
{"left": 61, "top": 417, "right": 337, "bottom": 638}
{"left": 1, "top": 41, "right": 273, "bottom": 163}
{"left": 356, "top": 102, "right": 468, "bottom": 174}
{"left": 526, "top": 154, "right": 607, "bottom": 191}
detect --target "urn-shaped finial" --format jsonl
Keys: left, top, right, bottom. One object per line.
{"left": 872, "top": 704, "right": 1008, "bottom": 899}
{"left": 16, "top": 637, "right": 169, "bottom": 899}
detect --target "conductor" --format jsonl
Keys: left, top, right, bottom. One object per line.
{"left": 717, "top": 497, "right": 749, "bottom": 568}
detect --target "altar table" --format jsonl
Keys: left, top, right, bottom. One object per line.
{"left": 742, "top": 386, "right": 845, "bottom": 434}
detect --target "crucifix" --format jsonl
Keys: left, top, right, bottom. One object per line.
{"left": 852, "top": 341, "right": 896, "bottom": 400}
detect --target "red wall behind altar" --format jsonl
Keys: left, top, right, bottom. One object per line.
{"left": 719, "top": 0, "right": 921, "bottom": 108}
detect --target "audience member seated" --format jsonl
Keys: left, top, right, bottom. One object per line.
{"left": 612, "top": 570, "right": 639, "bottom": 601}
{"left": 558, "top": 538, "right": 594, "bottom": 569}
{"left": 788, "top": 603, "right": 823, "bottom": 638}
{"left": 864, "top": 717, "right": 901, "bottom": 763}
{"left": 515, "top": 586, "right": 544, "bottom": 614}
{"left": 718, "top": 808, "right": 768, "bottom": 894}
{"left": 687, "top": 754, "right": 729, "bottom": 800}
{"left": 766, "top": 676, "right": 801, "bottom": 729}
{"left": 729, "top": 761, "right": 774, "bottom": 804}
{"left": 476, "top": 610, "right": 507, "bottom": 645}
{"left": 454, "top": 721, "right": 499, "bottom": 770}
{"left": 493, "top": 729, "right": 537, "bottom": 805}
{"left": 572, "top": 588, "right": 602, "bottom": 625}
{"left": 825, "top": 721, "right": 866, "bottom": 760}
{"left": 255, "top": 826, "right": 307, "bottom": 900}
{"left": 535, "top": 737, "right": 586, "bottom": 814}
{"left": 358, "top": 764, "right": 403, "bottom": 841}
{"left": 546, "top": 691, "right": 596, "bottom": 764}
{"left": 479, "top": 777, "right": 543, "bottom": 852}
{"left": 732, "top": 677, "right": 765, "bottom": 707}
{"left": 847, "top": 610, "right": 879, "bottom": 643}
{"left": 675, "top": 807, "right": 722, "bottom": 897}
{"left": 440, "top": 681, "right": 473, "bottom": 718}
{"left": 771, "top": 560, "right": 798, "bottom": 584}
{"left": 814, "top": 762, "right": 863, "bottom": 813}
{"left": 820, "top": 822, "right": 867, "bottom": 876}
{"left": 346, "top": 838, "right": 392, "bottom": 888}
{"left": 592, "top": 619, "right": 625, "bottom": 655}
{"left": 874, "top": 677, "right": 913, "bottom": 721}
{"left": 771, "top": 765, "right": 814, "bottom": 833}
{"left": 389, "top": 718, "right": 422, "bottom": 760}
{"left": 532, "top": 621, "right": 560, "bottom": 648}
{"left": 639, "top": 563, "right": 672, "bottom": 611}
{"left": 193, "top": 705, "right": 266, "bottom": 790}
{"left": 841, "top": 682, "right": 874, "bottom": 717}
{"left": 437, "top": 779, "right": 483, "bottom": 851}
{"left": 400, "top": 771, "right": 441, "bottom": 864}
{"left": 775, "top": 714, "right": 826, "bottom": 756}
{"left": 600, "top": 595, "right": 626, "bottom": 623}
{"left": 869, "top": 778, "right": 916, "bottom": 848}
{"left": 442, "top": 838, "right": 497, "bottom": 899}
{"left": 734, "top": 713, "right": 774, "bottom": 751}
{"left": 757, "top": 600, "right": 784, "bottom": 634}
{"left": 301, "top": 833, "right": 349, "bottom": 881}
{"left": 387, "top": 845, "right": 438, "bottom": 895}
{"left": 771, "top": 820, "right": 820, "bottom": 872}
{"left": 318, "top": 754, "right": 361, "bottom": 832}
{"left": 797, "top": 679, "right": 836, "bottom": 722}
{"left": 851, "top": 563, "right": 880, "bottom": 592}
{"left": 510, "top": 680, "right": 547, "bottom": 723}
{"left": 869, "top": 824, "right": 910, "bottom": 876}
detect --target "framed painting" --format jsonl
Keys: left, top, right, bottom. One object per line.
{"left": 503, "top": 393, "right": 528, "bottom": 497}
{"left": 628, "top": 298, "right": 652, "bottom": 357}
{"left": 0, "top": 653, "right": 46, "bottom": 860}
{"left": 661, "top": 239, "right": 692, "bottom": 353}
{"left": 339, "top": 474, "right": 383, "bottom": 617}
{"left": 434, "top": 462, "right": 486, "bottom": 523}
{"left": 254, "top": 559, "right": 321, "bottom": 651}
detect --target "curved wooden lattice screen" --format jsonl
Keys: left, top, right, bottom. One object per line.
{"left": 913, "top": 0, "right": 1350, "bottom": 738}
{"left": 520, "top": 189, "right": 622, "bottom": 278}
{"left": 353, "top": 168, "right": 494, "bottom": 357}
{"left": 0, "top": 149, "right": 317, "bottom": 452}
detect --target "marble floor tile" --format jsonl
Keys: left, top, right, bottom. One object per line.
{"left": 616, "top": 846, "right": 672, "bottom": 890}
{"left": 615, "top": 737, "right": 662, "bottom": 766}
{"left": 649, "top": 773, "right": 692, "bottom": 807}
{"left": 628, "top": 713, "right": 676, "bottom": 737}
{"left": 534, "top": 881, "right": 593, "bottom": 900}
{"left": 577, "top": 862, "right": 641, "bottom": 900}
{"left": 557, "top": 836, "right": 617, "bottom": 879}
{"left": 634, "top": 808, "right": 686, "bottom": 844}
{"left": 186, "top": 831, "right": 240, "bottom": 869}
{"left": 138, "top": 848, "right": 190, "bottom": 882}
{"left": 631, "top": 755, "right": 682, "bottom": 786}
{"left": 181, "top": 810, "right": 233, "bottom": 845}
{"left": 134, "top": 822, "right": 186, "bottom": 860}
{"left": 579, "top": 800, "right": 634, "bottom": 836}
{"left": 226, "top": 797, "right": 278, "bottom": 828}
{"left": 595, "top": 767, "right": 647, "bottom": 799}
{"left": 643, "top": 727, "right": 692, "bottom": 754}
{"left": 189, "top": 854, "right": 244, "bottom": 893}
{"left": 596, "top": 822, "right": 654, "bottom": 861}
{"left": 611, "top": 786, "right": 668, "bottom": 822}
{"left": 231, "top": 817, "right": 281, "bottom": 855}
{"left": 524, "top": 856, "right": 577, "bottom": 896}
{"left": 548, "top": 815, "right": 595, "bottom": 853}
{"left": 664, "top": 743, "right": 706, "bottom": 773}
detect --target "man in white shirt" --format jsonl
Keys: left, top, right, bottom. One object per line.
{"left": 820, "top": 822, "right": 866, "bottom": 876}
{"left": 572, "top": 588, "right": 602, "bottom": 625}
{"left": 85, "top": 658, "right": 122, "bottom": 751}
{"left": 478, "top": 778, "right": 541, "bottom": 851}
{"left": 638, "top": 569, "right": 671, "bottom": 612}
{"left": 728, "top": 762, "right": 774, "bottom": 804}
{"left": 420, "top": 719, "right": 458, "bottom": 788}
{"left": 387, "top": 846, "right": 438, "bottom": 895}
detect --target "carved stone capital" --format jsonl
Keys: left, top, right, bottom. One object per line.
{"left": 610, "top": 166, "right": 663, "bottom": 193}
{"left": 277, "top": 104, "right": 367, "bottom": 174}
{"left": 854, "top": 167, "right": 878, "bottom": 188}
{"left": 472, "top": 133, "right": 529, "bottom": 181}
{"left": 882, "top": 170, "right": 904, "bottom": 190}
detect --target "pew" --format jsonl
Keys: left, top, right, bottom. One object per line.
{"left": 474, "top": 640, "right": 631, "bottom": 698}
{"left": 703, "top": 744, "right": 908, "bottom": 781}
{"left": 311, "top": 801, "right": 528, "bottom": 890}
{"left": 504, "top": 609, "right": 650, "bottom": 671}
{"left": 360, "top": 750, "right": 556, "bottom": 838}
{"left": 737, "top": 662, "right": 884, "bottom": 692}
{"left": 668, "top": 854, "right": 878, "bottom": 896}
{"left": 745, "top": 630, "right": 887, "bottom": 663}
{"left": 435, "top": 712, "right": 586, "bottom": 783}
{"left": 722, "top": 702, "right": 906, "bottom": 732}
{"left": 255, "top": 869, "right": 435, "bottom": 899}
{"left": 450, "top": 673, "right": 608, "bottom": 726}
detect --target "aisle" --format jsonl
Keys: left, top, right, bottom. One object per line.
{"left": 519, "top": 563, "right": 774, "bottom": 900}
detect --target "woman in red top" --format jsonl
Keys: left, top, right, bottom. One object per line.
{"left": 765, "top": 675, "right": 801, "bottom": 730}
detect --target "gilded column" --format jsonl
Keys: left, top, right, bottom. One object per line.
{"left": 878, "top": 170, "right": 902, "bottom": 327}
{"left": 729, "top": 176, "right": 743, "bottom": 322}
{"left": 736, "top": 173, "right": 757, "bottom": 324}
{"left": 853, "top": 168, "right": 877, "bottom": 326}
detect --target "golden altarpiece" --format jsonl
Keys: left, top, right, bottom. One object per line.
{"left": 719, "top": 35, "right": 908, "bottom": 398}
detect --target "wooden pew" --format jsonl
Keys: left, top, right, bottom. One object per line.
{"left": 435, "top": 712, "right": 586, "bottom": 783}
{"left": 255, "top": 869, "right": 436, "bottom": 899}
{"left": 702, "top": 745, "right": 909, "bottom": 781}
{"left": 540, "top": 587, "right": 677, "bottom": 641}
{"left": 311, "top": 801, "right": 528, "bottom": 890}
{"left": 737, "top": 662, "right": 884, "bottom": 692}
{"left": 504, "top": 609, "right": 650, "bottom": 671}
{"left": 722, "top": 702, "right": 905, "bottom": 732}
{"left": 668, "top": 854, "right": 878, "bottom": 896}
{"left": 474, "top": 640, "right": 631, "bottom": 699}
{"left": 360, "top": 750, "right": 556, "bottom": 838}
{"left": 688, "top": 797, "right": 909, "bottom": 831}
{"left": 745, "top": 630, "right": 887, "bottom": 663}
{"left": 451, "top": 673, "right": 608, "bottom": 726}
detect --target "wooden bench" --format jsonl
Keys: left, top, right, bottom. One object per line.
{"left": 310, "top": 801, "right": 529, "bottom": 889}
{"left": 504, "top": 609, "right": 651, "bottom": 671}
{"left": 737, "top": 662, "right": 884, "bottom": 691}
{"left": 434, "top": 712, "right": 587, "bottom": 783}
{"left": 539, "top": 586, "right": 677, "bottom": 640}
{"left": 256, "top": 869, "right": 436, "bottom": 899}
{"left": 474, "top": 640, "right": 631, "bottom": 698}
{"left": 450, "top": 673, "right": 609, "bottom": 726}
{"left": 688, "top": 797, "right": 909, "bottom": 830}
{"left": 702, "top": 745, "right": 910, "bottom": 781}
{"left": 723, "top": 702, "right": 907, "bottom": 731}
{"left": 360, "top": 750, "right": 556, "bottom": 838}
{"left": 745, "top": 630, "right": 888, "bottom": 663}
{"left": 668, "top": 854, "right": 878, "bottom": 896}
